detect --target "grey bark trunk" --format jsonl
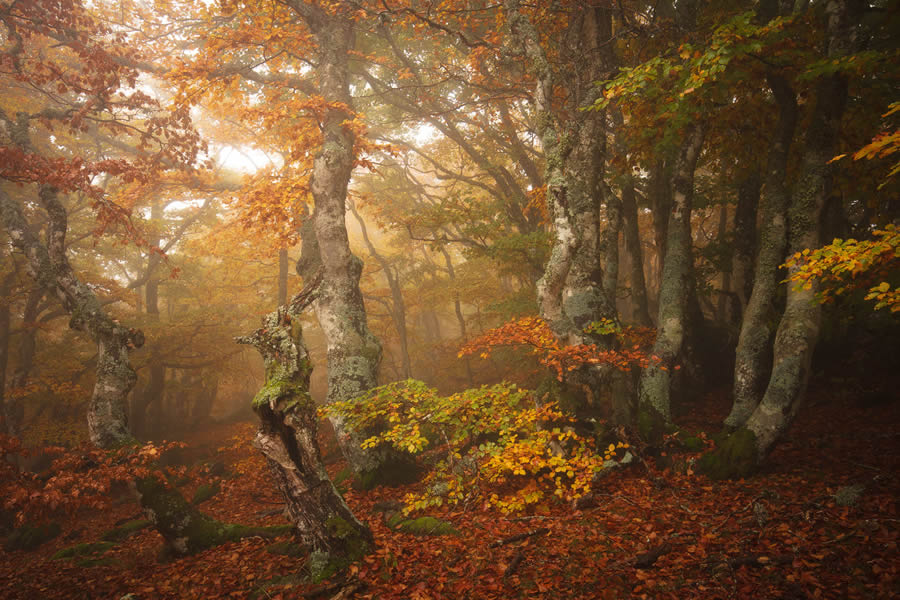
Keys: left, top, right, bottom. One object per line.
{"left": 506, "top": 0, "right": 627, "bottom": 421}
{"left": 726, "top": 74, "right": 797, "bottom": 430}
{"left": 349, "top": 203, "right": 411, "bottom": 379}
{"left": 284, "top": 3, "right": 383, "bottom": 476}
{"left": 638, "top": 123, "right": 705, "bottom": 434}
{"left": 0, "top": 187, "right": 142, "bottom": 448}
{"left": 621, "top": 174, "right": 653, "bottom": 326}
{"left": 704, "top": 0, "right": 862, "bottom": 478}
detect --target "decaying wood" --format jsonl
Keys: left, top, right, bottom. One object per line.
{"left": 490, "top": 527, "right": 549, "bottom": 548}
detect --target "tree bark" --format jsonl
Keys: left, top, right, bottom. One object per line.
{"left": 237, "top": 275, "right": 373, "bottom": 564}
{"left": 349, "top": 203, "right": 411, "bottom": 379}
{"left": 705, "top": 0, "right": 862, "bottom": 477}
{"left": 282, "top": 2, "right": 385, "bottom": 479}
{"left": 638, "top": 123, "right": 705, "bottom": 437}
{"left": 725, "top": 75, "right": 797, "bottom": 430}
{"left": 621, "top": 172, "right": 653, "bottom": 326}
{"left": 278, "top": 248, "right": 289, "bottom": 307}
{"left": 0, "top": 187, "right": 142, "bottom": 448}
{"left": 731, "top": 171, "right": 761, "bottom": 317}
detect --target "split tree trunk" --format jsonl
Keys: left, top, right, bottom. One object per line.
{"left": 286, "top": 1, "right": 384, "bottom": 478}
{"left": 725, "top": 74, "right": 797, "bottom": 430}
{"left": 705, "top": 0, "right": 861, "bottom": 477}
{"left": 237, "top": 275, "right": 373, "bottom": 563}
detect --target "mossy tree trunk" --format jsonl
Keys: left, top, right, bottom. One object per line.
{"left": 132, "top": 475, "right": 287, "bottom": 558}
{"left": 726, "top": 73, "right": 797, "bottom": 430}
{"left": 284, "top": 1, "right": 384, "bottom": 478}
{"left": 705, "top": 0, "right": 862, "bottom": 478}
{"left": 237, "top": 276, "right": 373, "bottom": 560}
{"left": 637, "top": 123, "right": 705, "bottom": 438}
{"left": 0, "top": 186, "right": 142, "bottom": 449}
{"left": 506, "top": 0, "right": 630, "bottom": 421}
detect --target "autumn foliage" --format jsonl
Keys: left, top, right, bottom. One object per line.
{"left": 784, "top": 224, "right": 900, "bottom": 313}
{"left": 322, "top": 380, "right": 629, "bottom": 514}
{"left": 458, "top": 316, "right": 660, "bottom": 380}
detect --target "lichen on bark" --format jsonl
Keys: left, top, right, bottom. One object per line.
{"left": 237, "top": 274, "right": 373, "bottom": 561}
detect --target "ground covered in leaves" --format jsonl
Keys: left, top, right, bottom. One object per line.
{"left": 1, "top": 386, "right": 897, "bottom": 599}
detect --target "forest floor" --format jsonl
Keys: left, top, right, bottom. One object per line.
{"left": 1, "top": 383, "right": 898, "bottom": 600}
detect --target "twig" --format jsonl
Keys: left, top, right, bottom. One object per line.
{"left": 504, "top": 550, "right": 525, "bottom": 578}
{"left": 490, "top": 527, "right": 549, "bottom": 548}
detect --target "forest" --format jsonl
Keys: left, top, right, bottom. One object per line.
{"left": 0, "top": 0, "right": 898, "bottom": 598}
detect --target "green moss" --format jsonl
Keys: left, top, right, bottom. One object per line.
{"left": 637, "top": 406, "right": 667, "bottom": 444}
{"left": 102, "top": 519, "right": 151, "bottom": 542}
{"left": 697, "top": 428, "right": 759, "bottom": 480}
{"left": 265, "top": 541, "right": 307, "bottom": 557}
{"left": 191, "top": 482, "right": 220, "bottom": 505}
{"left": 3, "top": 522, "right": 61, "bottom": 552}
{"left": 681, "top": 436, "right": 704, "bottom": 452}
{"left": 52, "top": 541, "right": 115, "bottom": 560}
{"left": 136, "top": 475, "right": 291, "bottom": 556}
{"left": 305, "top": 538, "right": 371, "bottom": 584}
{"left": 352, "top": 455, "right": 422, "bottom": 491}
{"left": 386, "top": 515, "right": 458, "bottom": 536}
{"left": 326, "top": 515, "right": 357, "bottom": 540}
{"left": 331, "top": 466, "right": 353, "bottom": 494}
{"left": 75, "top": 557, "right": 121, "bottom": 568}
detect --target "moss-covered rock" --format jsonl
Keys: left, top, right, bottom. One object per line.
{"left": 3, "top": 522, "right": 61, "bottom": 552}
{"left": 352, "top": 455, "right": 423, "bottom": 491}
{"left": 191, "top": 481, "right": 221, "bottom": 505}
{"left": 680, "top": 436, "right": 705, "bottom": 452}
{"left": 386, "top": 514, "right": 458, "bottom": 536}
{"left": 697, "top": 428, "right": 759, "bottom": 480}
{"left": 52, "top": 541, "right": 116, "bottom": 560}
{"left": 102, "top": 519, "right": 151, "bottom": 542}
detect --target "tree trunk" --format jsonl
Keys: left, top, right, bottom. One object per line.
{"left": 638, "top": 123, "right": 705, "bottom": 439}
{"left": 0, "top": 186, "right": 142, "bottom": 448}
{"left": 647, "top": 160, "right": 670, "bottom": 311}
{"left": 7, "top": 286, "right": 44, "bottom": 439}
{"left": 141, "top": 200, "right": 166, "bottom": 438}
{"left": 278, "top": 248, "right": 289, "bottom": 307}
{"left": 715, "top": 204, "right": 732, "bottom": 323}
{"left": 281, "top": 3, "right": 385, "bottom": 480}
{"left": 725, "top": 74, "right": 797, "bottom": 430}
{"left": 440, "top": 248, "right": 474, "bottom": 386}
{"left": 349, "top": 203, "right": 411, "bottom": 379}
{"left": 132, "top": 474, "right": 288, "bottom": 558}
{"left": 0, "top": 271, "right": 13, "bottom": 438}
{"left": 506, "top": 0, "right": 627, "bottom": 422}
{"left": 731, "top": 172, "right": 761, "bottom": 317}
{"left": 621, "top": 173, "right": 653, "bottom": 326}
{"left": 237, "top": 276, "right": 373, "bottom": 568}
{"left": 705, "top": 0, "right": 861, "bottom": 477}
